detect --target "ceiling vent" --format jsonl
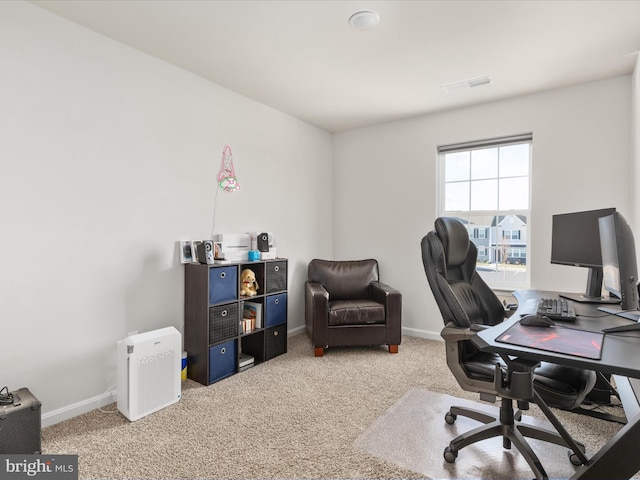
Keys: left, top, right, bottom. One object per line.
{"left": 441, "top": 74, "right": 493, "bottom": 93}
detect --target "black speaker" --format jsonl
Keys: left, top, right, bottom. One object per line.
{"left": 196, "top": 240, "right": 215, "bottom": 264}
{"left": 0, "top": 387, "right": 42, "bottom": 454}
{"left": 257, "top": 233, "right": 270, "bottom": 252}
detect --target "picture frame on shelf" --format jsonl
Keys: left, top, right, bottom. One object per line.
{"left": 214, "top": 241, "right": 223, "bottom": 259}
{"left": 191, "top": 240, "right": 203, "bottom": 263}
{"left": 179, "top": 241, "right": 193, "bottom": 264}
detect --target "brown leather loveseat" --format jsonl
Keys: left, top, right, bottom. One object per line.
{"left": 305, "top": 259, "right": 402, "bottom": 357}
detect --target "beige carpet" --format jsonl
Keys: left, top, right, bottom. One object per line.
{"left": 41, "top": 334, "right": 628, "bottom": 479}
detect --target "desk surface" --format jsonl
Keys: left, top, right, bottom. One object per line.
{"left": 472, "top": 290, "right": 640, "bottom": 479}
{"left": 473, "top": 290, "right": 640, "bottom": 379}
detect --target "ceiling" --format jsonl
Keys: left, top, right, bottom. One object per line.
{"left": 29, "top": 0, "right": 640, "bottom": 132}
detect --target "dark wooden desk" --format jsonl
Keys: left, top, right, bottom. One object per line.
{"left": 473, "top": 290, "right": 640, "bottom": 480}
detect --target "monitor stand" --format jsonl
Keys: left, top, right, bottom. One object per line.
{"left": 559, "top": 292, "right": 621, "bottom": 304}
{"left": 599, "top": 307, "right": 640, "bottom": 332}
{"left": 559, "top": 267, "right": 621, "bottom": 304}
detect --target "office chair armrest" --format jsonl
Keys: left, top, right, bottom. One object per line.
{"left": 470, "top": 324, "right": 490, "bottom": 331}
{"left": 504, "top": 303, "right": 518, "bottom": 318}
{"left": 440, "top": 322, "right": 478, "bottom": 342}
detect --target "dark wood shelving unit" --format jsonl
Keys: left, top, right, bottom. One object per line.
{"left": 184, "top": 259, "right": 288, "bottom": 385}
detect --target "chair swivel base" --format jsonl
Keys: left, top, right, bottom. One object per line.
{"left": 443, "top": 401, "right": 586, "bottom": 480}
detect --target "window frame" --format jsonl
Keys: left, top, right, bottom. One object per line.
{"left": 436, "top": 134, "right": 532, "bottom": 289}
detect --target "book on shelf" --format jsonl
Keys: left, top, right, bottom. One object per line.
{"left": 243, "top": 301, "right": 262, "bottom": 329}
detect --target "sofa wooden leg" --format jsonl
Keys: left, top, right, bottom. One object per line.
{"left": 314, "top": 347, "right": 325, "bottom": 357}
{"left": 388, "top": 344, "right": 399, "bottom": 354}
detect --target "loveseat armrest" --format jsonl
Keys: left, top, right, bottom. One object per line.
{"left": 305, "top": 281, "right": 330, "bottom": 347}
{"left": 371, "top": 281, "right": 402, "bottom": 345}
{"left": 371, "top": 281, "right": 400, "bottom": 295}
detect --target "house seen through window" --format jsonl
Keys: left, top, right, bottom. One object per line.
{"left": 438, "top": 134, "right": 532, "bottom": 288}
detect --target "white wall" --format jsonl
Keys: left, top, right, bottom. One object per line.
{"left": 633, "top": 55, "right": 640, "bottom": 230}
{"left": 333, "top": 76, "right": 632, "bottom": 339}
{"left": 0, "top": 1, "right": 333, "bottom": 423}
{"left": 1, "top": 0, "right": 636, "bottom": 426}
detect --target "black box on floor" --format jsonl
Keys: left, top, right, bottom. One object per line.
{"left": 586, "top": 372, "right": 614, "bottom": 404}
{"left": 0, "top": 388, "right": 42, "bottom": 454}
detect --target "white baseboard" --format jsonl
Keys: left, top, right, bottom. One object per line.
{"left": 44, "top": 329, "right": 306, "bottom": 428}
{"left": 42, "top": 390, "right": 117, "bottom": 428}
{"left": 288, "top": 324, "right": 442, "bottom": 342}
{"left": 42, "top": 326, "right": 437, "bottom": 428}
{"left": 288, "top": 324, "right": 441, "bottom": 341}
{"left": 287, "top": 324, "right": 306, "bottom": 337}
{"left": 402, "top": 326, "right": 443, "bottom": 342}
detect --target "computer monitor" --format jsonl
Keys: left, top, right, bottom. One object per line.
{"left": 551, "top": 207, "right": 618, "bottom": 303}
{"left": 598, "top": 211, "right": 640, "bottom": 324}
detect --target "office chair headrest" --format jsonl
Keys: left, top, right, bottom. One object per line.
{"left": 434, "top": 217, "right": 470, "bottom": 267}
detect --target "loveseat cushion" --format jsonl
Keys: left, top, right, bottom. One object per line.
{"left": 308, "top": 259, "right": 379, "bottom": 300}
{"left": 328, "top": 300, "right": 385, "bottom": 326}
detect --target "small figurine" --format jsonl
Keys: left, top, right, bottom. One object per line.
{"left": 240, "top": 269, "right": 259, "bottom": 296}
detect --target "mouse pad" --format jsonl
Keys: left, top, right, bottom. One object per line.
{"left": 496, "top": 322, "right": 604, "bottom": 360}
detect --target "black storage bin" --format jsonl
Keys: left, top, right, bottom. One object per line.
{"left": 0, "top": 388, "right": 42, "bottom": 454}
{"left": 265, "top": 261, "right": 287, "bottom": 293}
{"left": 209, "top": 303, "right": 239, "bottom": 344}
{"left": 265, "top": 324, "right": 287, "bottom": 361}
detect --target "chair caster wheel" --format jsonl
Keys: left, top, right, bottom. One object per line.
{"left": 568, "top": 450, "right": 584, "bottom": 466}
{"left": 444, "top": 411, "right": 457, "bottom": 425}
{"left": 444, "top": 446, "right": 458, "bottom": 463}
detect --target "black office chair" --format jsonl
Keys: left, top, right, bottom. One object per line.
{"left": 421, "top": 217, "right": 597, "bottom": 480}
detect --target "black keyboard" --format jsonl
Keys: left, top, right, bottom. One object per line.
{"left": 536, "top": 297, "right": 576, "bottom": 321}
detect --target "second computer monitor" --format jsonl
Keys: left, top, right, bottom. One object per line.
{"left": 551, "top": 207, "right": 617, "bottom": 303}
{"left": 599, "top": 211, "right": 639, "bottom": 311}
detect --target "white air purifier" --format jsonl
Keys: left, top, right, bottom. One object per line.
{"left": 117, "top": 326, "right": 182, "bottom": 421}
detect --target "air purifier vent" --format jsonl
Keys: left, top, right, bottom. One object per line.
{"left": 117, "top": 326, "right": 181, "bottom": 421}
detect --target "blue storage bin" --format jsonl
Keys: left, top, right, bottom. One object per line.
{"left": 208, "top": 266, "right": 238, "bottom": 304}
{"left": 265, "top": 293, "right": 287, "bottom": 328}
{"left": 209, "top": 340, "right": 237, "bottom": 384}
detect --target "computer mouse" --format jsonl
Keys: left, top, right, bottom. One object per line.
{"left": 520, "top": 314, "right": 555, "bottom": 327}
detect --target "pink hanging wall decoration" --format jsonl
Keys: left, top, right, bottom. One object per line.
{"left": 217, "top": 145, "right": 240, "bottom": 192}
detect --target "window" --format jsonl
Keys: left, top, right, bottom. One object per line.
{"left": 438, "top": 133, "right": 532, "bottom": 288}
